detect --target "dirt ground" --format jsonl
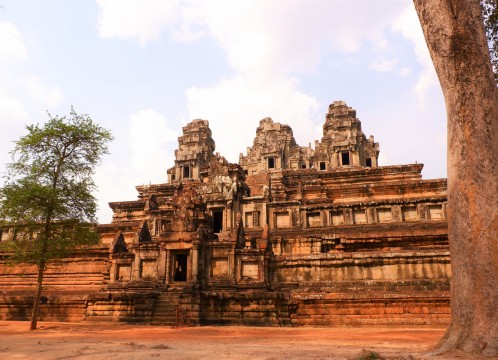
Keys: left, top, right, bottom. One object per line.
{"left": 0, "top": 321, "right": 495, "bottom": 360}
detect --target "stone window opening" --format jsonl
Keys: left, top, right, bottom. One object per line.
{"left": 341, "top": 152, "right": 350, "bottom": 166}
{"left": 320, "top": 162, "right": 326, "bottom": 171}
{"left": 183, "top": 165, "right": 190, "bottom": 179}
{"left": 365, "top": 158, "right": 372, "bottom": 167}
{"left": 301, "top": 162, "right": 306, "bottom": 169}
{"left": 268, "top": 156, "right": 276, "bottom": 169}
{"left": 213, "top": 210, "right": 223, "bottom": 233}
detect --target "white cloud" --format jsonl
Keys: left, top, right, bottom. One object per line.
{"left": 94, "top": 109, "right": 179, "bottom": 222}
{"left": 0, "top": 88, "right": 29, "bottom": 175}
{"left": 179, "top": 1, "right": 406, "bottom": 161}
{"left": 171, "top": 1, "right": 206, "bottom": 42}
{"left": 94, "top": 161, "right": 138, "bottom": 222}
{"left": 193, "top": 1, "right": 404, "bottom": 77}
{"left": 26, "top": 76, "right": 65, "bottom": 109}
{"left": 0, "top": 22, "right": 28, "bottom": 63}
{"left": 186, "top": 74, "right": 321, "bottom": 162}
{"left": 93, "top": 0, "right": 407, "bottom": 162}
{"left": 399, "top": 67, "right": 412, "bottom": 76}
{"left": 0, "top": 89, "right": 28, "bottom": 123}
{"left": 377, "top": 152, "right": 389, "bottom": 167}
{"left": 96, "top": 0, "right": 181, "bottom": 45}
{"left": 129, "top": 109, "right": 178, "bottom": 180}
{"left": 96, "top": 1, "right": 405, "bottom": 73}
{"left": 392, "top": 5, "right": 438, "bottom": 110}
{"left": 368, "top": 57, "right": 398, "bottom": 72}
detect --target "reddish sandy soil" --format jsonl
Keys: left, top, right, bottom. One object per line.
{"left": 0, "top": 321, "right": 495, "bottom": 360}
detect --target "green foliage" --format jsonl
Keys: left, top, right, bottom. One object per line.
{"left": 481, "top": 0, "right": 498, "bottom": 82}
{"left": 0, "top": 108, "right": 113, "bottom": 266}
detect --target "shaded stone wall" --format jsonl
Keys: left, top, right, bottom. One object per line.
{"left": 0, "top": 248, "right": 109, "bottom": 322}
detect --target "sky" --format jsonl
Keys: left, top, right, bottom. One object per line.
{"left": 0, "top": 0, "right": 447, "bottom": 223}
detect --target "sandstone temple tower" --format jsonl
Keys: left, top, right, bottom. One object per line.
{"left": 0, "top": 101, "right": 450, "bottom": 326}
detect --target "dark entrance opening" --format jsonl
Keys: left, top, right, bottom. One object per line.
{"left": 173, "top": 253, "right": 187, "bottom": 281}
{"left": 341, "top": 152, "right": 350, "bottom": 166}
{"left": 183, "top": 165, "right": 190, "bottom": 179}
{"left": 268, "top": 157, "right": 275, "bottom": 169}
{"left": 319, "top": 162, "right": 326, "bottom": 171}
{"left": 213, "top": 210, "right": 223, "bottom": 233}
{"left": 365, "top": 158, "right": 372, "bottom": 167}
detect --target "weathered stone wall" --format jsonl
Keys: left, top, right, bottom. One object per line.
{"left": 0, "top": 248, "right": 109, "bottom": 322}
{"left": 0, "top": 101, "right": 452, "bottom": 327}
{"left": 198, "top": 291, "right": 292, "bottom": 326}
{"left": 289, "top": 292, "right": 450, "bottom": 326}
{"left": 85, "top": 291, "right": 157, "bottom": 324}
{"left": 272, "top": 251, "right": 451, "bottom": 283}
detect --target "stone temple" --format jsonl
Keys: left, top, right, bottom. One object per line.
{"left": 0, "top": 101, "right": 450, "bottom": 326}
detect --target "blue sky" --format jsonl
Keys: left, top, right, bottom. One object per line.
{"left": 0, "top": 0, "right": 446, "bottom": 223}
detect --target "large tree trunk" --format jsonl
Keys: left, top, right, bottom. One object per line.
{"left": 413, "top": 0, "right": 498, "bottom": 356}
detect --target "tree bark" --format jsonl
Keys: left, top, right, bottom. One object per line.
{"left": 413, "top": 0, "right": 498, "bottom": 356}
{"left": 30, "top": 216, "right": 51, "bottom": 331}
{"left": 30, "top": 260, "right": 45, "bottom": 331}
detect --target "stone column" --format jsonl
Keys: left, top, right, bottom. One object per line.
{"left": 192, "top": 244, "right": 199, "bottom": 281}
{"left": 165, "top": 249, "right": 170, "bottom": 285}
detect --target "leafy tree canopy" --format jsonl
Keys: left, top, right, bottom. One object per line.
{"left": 0, "top": 108, "right": 113, "bottom": 265}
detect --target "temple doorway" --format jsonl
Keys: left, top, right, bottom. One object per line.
{"left": 172, "top": 252, "right": 188, "bottom": 282}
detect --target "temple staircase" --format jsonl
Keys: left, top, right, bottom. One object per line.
{"left": 150, "top": 291, "right": 182, "bottom": 326}
{"left": 150, "top": 289, "right": 199, "bottom": 326}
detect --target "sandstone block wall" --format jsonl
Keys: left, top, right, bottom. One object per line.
{"left": 0, "top": 248, "right": 109, "bottom": 322}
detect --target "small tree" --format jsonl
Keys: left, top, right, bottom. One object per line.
{"left": 0, "top": 109, "right": 112, "bottom": 330}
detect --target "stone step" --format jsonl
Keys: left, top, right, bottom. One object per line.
{"left": 151, "top": 291, "right": 191, "bottom": 325}
{"left": 155, "top": 300, "right": 180, "bottom": 305}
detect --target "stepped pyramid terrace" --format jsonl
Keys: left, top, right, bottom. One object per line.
{"left": 0, "top": 101, "right": 450, "bottom": 326}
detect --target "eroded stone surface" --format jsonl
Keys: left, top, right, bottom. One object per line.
{"left": 0, "top": 101, "right": 450, "bottom": 326}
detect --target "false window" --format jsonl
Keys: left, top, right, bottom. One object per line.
{"left": 245, "top": 211, "right": 260, "bottom": 228}
{"left": 330, "top": 210, "right": 345, "bottom": 225}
